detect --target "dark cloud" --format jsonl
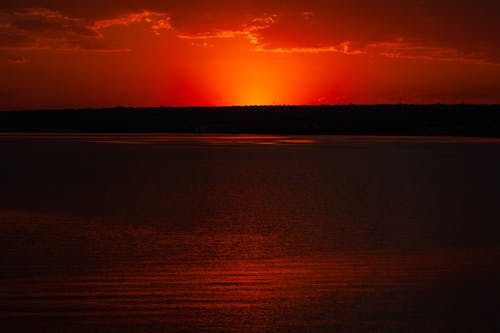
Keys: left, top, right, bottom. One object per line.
{"left": 0, "top": 0, "right": 499, "bottom": 63}
{"left": 250, "top": 1, "right": 500, "bottom": 64}
{"left": 0, "top": 28, "right": 36, "bottom": 48}
{"left": 6, "top": 55, "right": 30, "bottom": 64}
{"left": 0, "top": 7, "right": 171, "bottom": 51}
{"left": 10, "top": 8, "right": 97, "bottom": 37}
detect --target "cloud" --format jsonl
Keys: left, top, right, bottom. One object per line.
{"left": 176, "top": 14, "right": 278, "bottom": 49}
{"left": 10, "top": 8, "right": 97, "bottom": 36}
{"left": 171, "top": 9, "right": 500, "bottom": 65}
{"left": 7, "top": 56, "right": 30, "bottom": 64}
{"left": 1, "top": 3, "right": 499, "bottom": 66}
{"left": 365, "top": 40, "right": 500, "bottom": 66}
{"left": 175, "top": 13, "right": 362, "bottom": 56}
{"left": 254, "top": 40, "right": 363, "bottom": 55}
{"left": 172, "top": 13, "right": 494, "bottom": 65}
{"left": 93, "top": 10, "right": 172, "bottom": 35}
{"left": 0, "top": 7, "right": 172, "bottom": 51}
{"left": 0, "top": 28, "right": 37, "bottom": 48}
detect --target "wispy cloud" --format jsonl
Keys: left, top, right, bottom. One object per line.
{"left": 257, "top": 41, "right": 364, "bottom": 55}
{"left": 172, "top": 13, "right": 498, "bottom": 65}
{"left": 93, "top": 10, "right": 172, "bottom": 35}
{"left": 365, "top": 40, "right": 499, "bottom": 66}
{"left": 175, "top": 13, "right": 358, "bottom": 55}
{"left": 176, "top": 14, "right": 278, "bottom": 49}
{"left": 0, "top": 8, "right": 172, "bottom": 52}
{"left": 6, "top": 56, "right": 30, "bottom": 64}
{"left": 10, "top": 8, "right": 98, "bottom": 37}
{"left": 1, "top": 6, "right": 498, "bottom": 66}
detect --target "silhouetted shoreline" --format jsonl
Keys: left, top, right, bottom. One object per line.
{"left": 1, "top": 104, "right": 500, "bottom": 137}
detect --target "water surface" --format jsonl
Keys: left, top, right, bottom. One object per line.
{"left": 0, "top": 134, "right": 499, "bottom": 332}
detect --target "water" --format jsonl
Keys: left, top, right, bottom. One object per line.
{"left": 0, "top": 134, "right": 499, "bottom": 332}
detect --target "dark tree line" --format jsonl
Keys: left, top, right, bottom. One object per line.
{"left": 1, "top": 104, "right": 500, "bottom": 136}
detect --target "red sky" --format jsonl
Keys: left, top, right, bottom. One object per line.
{"left": 1, "top": 0, "right": 500, "bottom": 109}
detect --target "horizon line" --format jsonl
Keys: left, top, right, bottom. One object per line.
{"left": 2, "top": 103, "right": 500, "bottom": 112}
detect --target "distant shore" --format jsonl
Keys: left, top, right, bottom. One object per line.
{"left": 1, "top": 105, "right": 500, "bottom": 137}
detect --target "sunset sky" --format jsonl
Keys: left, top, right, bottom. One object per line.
{"left": 1, "top": 0, "right": 500, "bottom": 109}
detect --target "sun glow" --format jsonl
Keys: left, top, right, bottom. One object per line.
{"left": 233, "top": 79, "right": 279, "bottom": 106}
{"left": 205, "top": 51, "right": 312, "bottom": 106}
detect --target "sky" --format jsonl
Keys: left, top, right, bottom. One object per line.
{"left": 1, "top": 0, "right": 500, "bottom": 109}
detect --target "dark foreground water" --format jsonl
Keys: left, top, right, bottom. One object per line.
{"left": 0, "top": 134, "right": 499, "bottom": 332}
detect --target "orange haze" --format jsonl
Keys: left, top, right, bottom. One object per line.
{"left": 1, "top": 1, "right": 500, "bottom": 109}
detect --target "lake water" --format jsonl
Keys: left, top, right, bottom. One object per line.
{"left": 0, "top": 134, "right": 499, "bottom": 332}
